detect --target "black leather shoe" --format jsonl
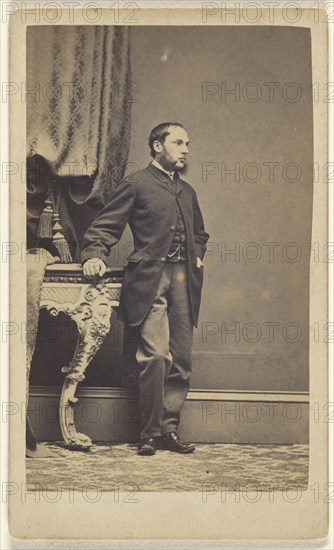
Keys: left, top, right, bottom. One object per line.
{"left": 137, "top": 437, "right": 157, "bottom": 456}
{"left": 160, "top": 432, "right": 195, "bottom": 453}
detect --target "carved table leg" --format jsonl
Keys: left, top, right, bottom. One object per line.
{"left": 59, "top": 291, "right": 113, "bottom": 451}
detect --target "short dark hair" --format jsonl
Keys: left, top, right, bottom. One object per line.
{"left": 148, "top": 122, "right": 184, "bottom": 158}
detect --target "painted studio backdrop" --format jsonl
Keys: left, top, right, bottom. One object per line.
{"left": 27, "top": 26, "right": 313, "bottom": 405}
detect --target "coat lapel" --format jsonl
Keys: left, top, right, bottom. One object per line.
{"left": 173, "top": 171, "right": 183, "bottom": 195}
{"left": 147, "top": 163, "right": 183, "bottom": 195}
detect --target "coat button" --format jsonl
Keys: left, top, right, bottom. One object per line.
{"left": 170, "top": 225, "right": 175, "bottom": 230}
{"left": 160, "top": 257, "right": 166, "bottom": 262}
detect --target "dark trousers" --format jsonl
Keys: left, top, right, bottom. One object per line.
{"left": 135, "top": 262, "right": 193, "bottom": 439}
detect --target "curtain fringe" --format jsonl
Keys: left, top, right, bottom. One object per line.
{"left": 37, "top": 196, "right": 54, "bottom": 239}
{"left": 52, "top": 212, "right": 73, "bottom": 263}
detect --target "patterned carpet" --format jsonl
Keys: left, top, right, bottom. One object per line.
{"left": 26, "top": 442, "right": 309, "bottom": 492}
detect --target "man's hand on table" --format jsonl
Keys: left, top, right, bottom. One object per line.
{"left": 83, "top": 257, "right": 203, "bottom": 276}
{"left": 82, "top": 258, "right": 107, "bottom": 278}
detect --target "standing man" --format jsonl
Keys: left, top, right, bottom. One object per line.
{"left": 81, "top": 122, "right": 209, "bottom": 455}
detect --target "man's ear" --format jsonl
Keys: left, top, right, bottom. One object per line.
{"left": 152, "top": 140, "right": 162, "bottom": 155}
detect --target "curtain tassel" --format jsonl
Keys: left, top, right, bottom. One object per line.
{"left": 52, "top": 212, "right": 73, "bottom": 263}
{"left": 37, "top": 196, "right": 54, "bottom": 239}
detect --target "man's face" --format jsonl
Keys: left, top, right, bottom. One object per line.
{"left": 154, "top": 126, "right": 189, "bottom": 172}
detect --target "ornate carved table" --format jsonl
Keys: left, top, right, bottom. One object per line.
{"left": 39, "top": 264, "right": 125, "bottom": 451}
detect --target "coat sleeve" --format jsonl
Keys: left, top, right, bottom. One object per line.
{"left": 81, "top": 179, "right": 136, "bottom": 264}
{"left": 193, "top": 190, "right": 209, "bottom": 260}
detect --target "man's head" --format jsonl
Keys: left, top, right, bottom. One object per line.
{"left": 148, "top": 122, "right": 189, "bottom": 172}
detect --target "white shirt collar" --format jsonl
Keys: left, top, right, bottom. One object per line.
{"left": 151, "top": 159, "right": 175, "bottom": 180}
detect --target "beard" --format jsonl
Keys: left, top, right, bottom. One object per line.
{"left": 156, "top": 152, "right": 189, "bottom": 175}
{"left": 176, "top": 161, "right": 188, "bottom": 175}
{"left": 163, "top": 157, "right": 188, "bottom": 174}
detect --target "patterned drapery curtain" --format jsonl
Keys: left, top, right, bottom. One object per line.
{"left": 26, "top": 26, "right": 132, "bottom": 260}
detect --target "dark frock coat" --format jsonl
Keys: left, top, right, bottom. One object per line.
{"left": 81, "top": 163, "right": 209, "bottom": 327}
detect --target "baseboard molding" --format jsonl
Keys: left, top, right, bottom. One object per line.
{"left": 28, "top": 386, "right": 309, "bottom": 444}
{"left": 190, "top": 351, "right": 308, "bottom": 391}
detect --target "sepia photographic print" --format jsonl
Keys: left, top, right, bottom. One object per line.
{"left": 3, "top": 1, "right": 330, "bottom": 543}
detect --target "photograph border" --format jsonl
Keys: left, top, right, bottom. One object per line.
{"left": 2, "top": 1, "right": 331, "bottom": 543}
